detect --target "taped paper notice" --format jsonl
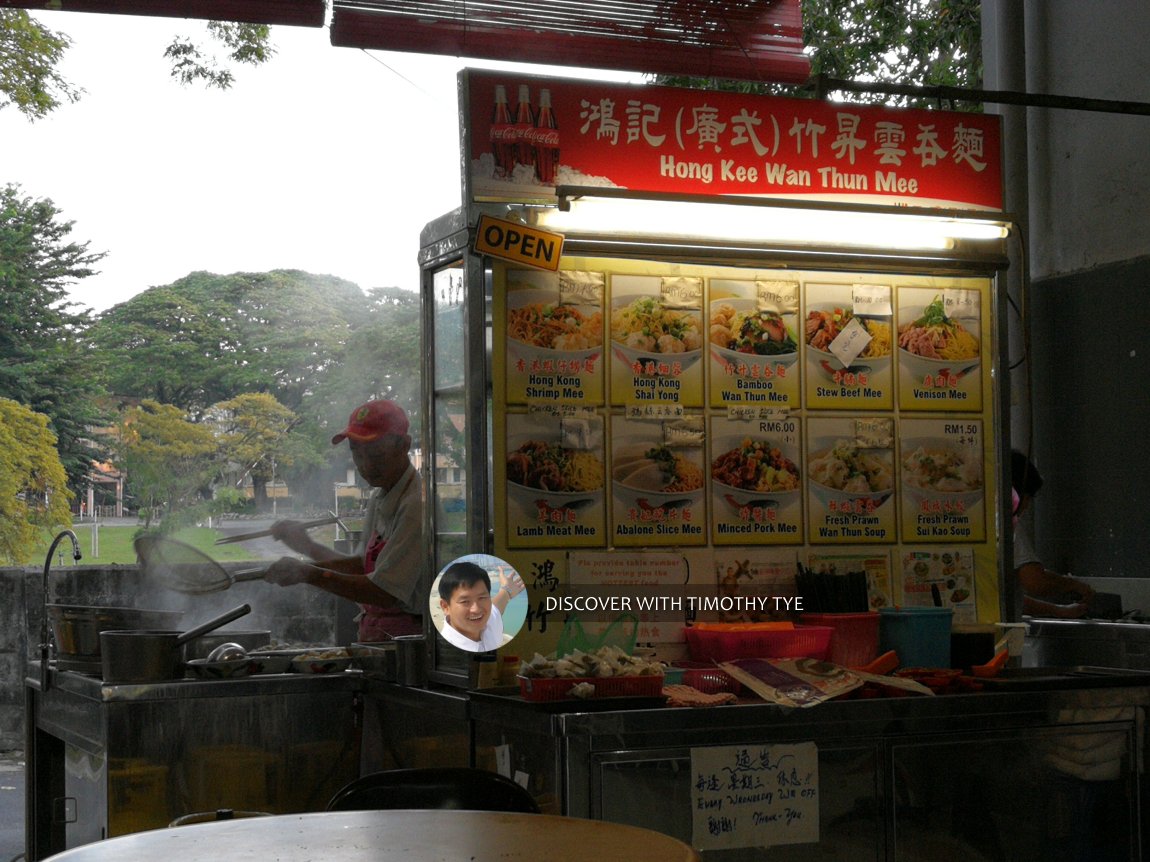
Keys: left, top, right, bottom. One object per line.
{"left": 691, "top": 742, "right": 819, "bottom": 850}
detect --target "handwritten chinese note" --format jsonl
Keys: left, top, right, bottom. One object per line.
{"left": 691, "top": 742, "right": 819, "bottom": 850}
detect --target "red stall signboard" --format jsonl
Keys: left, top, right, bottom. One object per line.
{"left": 465, "top": 71, "right": 1003, "bottom": 212}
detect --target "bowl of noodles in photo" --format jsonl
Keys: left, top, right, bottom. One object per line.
{"left": 612, "top": 441, "right": 706, "bottom": 515}
{"left": 900, "top": 438, "right": 985, "bottom": 514}
{"left": 897, "top": 296, "right": 981, "bottom": 384}
{"left": 711, "top": 435, "right": 801, "bottom": 513}
{"left": 506, "top": 437, "right": 605, "bottom": 518}
{"left": 610, "top": 295, "right": 703, "bottom": 374}
{"left": 709, "top": 299, "right": 799, "bottom": 374}
{"left": 506, "top": 289, "right": 604, "bottom": 370}
{"left": 807, "top": 440, "right": 895, "bottom": 512}
{"left": 804, "top": 303, "right": 893, "bottom": 382}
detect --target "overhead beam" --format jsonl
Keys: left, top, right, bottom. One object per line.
{"left": 0, "top": 0, "right": 326, "bottom": 27}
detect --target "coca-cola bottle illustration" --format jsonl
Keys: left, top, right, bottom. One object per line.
{"left": 490, "top": 84, "right": 516, "bottom": 177}
{"left": 531, "top": 88, "right": 560, "bottom": 185}
{"left": 512, "top": 84, "right": 535, "bottom": 172}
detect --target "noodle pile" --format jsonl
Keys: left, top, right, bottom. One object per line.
{"left": 507, "top": 441, "right": 604, "bottom": 492}
{"left": 508, "top": 302, "right": 602, "bottom": 351}
{"left": 897, "top": 296, "right": 979, "bottom": 361}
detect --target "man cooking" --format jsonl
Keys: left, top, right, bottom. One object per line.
{"left": 1011, "top": 450, "right": 1094, "bottom": 619}
{"left": 264, "top": 399, "right": 424, "bottom": 641}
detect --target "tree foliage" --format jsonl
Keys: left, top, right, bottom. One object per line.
{"left": 211, "top": 392, "right": 321, "bottom": 512}
{"left": 660, "top": 0, "right": 982, "bottom": 110}
{"left": 113, "top": 399, "right": 219, "bottom": 528}
{"left": 164, "top": 22, "right": 275, "bottom": 90}
{"left": 0, "top": 13, "right": 276, "bottom": 120}
{"left": 0, "top": 398, "right": 72, "bottom": 564}
{"left": 0, "top": 183, "right": 107, "bottom": 486}
{"left": 0, "top": 10, "right": 82, "bottom": 120}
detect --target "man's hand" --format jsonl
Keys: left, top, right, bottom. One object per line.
{"left": 497, "top": 566, "right": 526, "bottom": 598}
{"left": 263, "top": 556, "right": 314, "bottom": 587}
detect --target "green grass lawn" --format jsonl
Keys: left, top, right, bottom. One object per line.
{"left": 31, "top": 525, "right": 267, "bottom": 567}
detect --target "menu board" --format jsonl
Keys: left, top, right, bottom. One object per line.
{"left": 489, "top": 258, "right": 1002, "bottom": 651}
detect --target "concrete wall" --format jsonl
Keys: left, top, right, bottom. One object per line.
{"left": 0, "top": 563, "right": 341, "bottom": 751}
{"left": 984, "top": 1, "right": 1150, "bottom": 585}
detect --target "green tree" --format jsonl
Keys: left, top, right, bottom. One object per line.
{"left": 115, "top": 399, "right": 218, "bottom": 528}
{"left": 0, "top": 10, "right": 81, "bottom": 120}
{"left": 0, "top": 12, "right": 276, "bottom": 120}
{"left": 211, "top": 392, "right": 321, "bottom": 512}
{"left": 90, "top": 270, "right": 368, "bottom": 417}
{"left": 0, "top": 183, "right": 107, "bottom": 487}
{"left": 660, "top": 0, "right": 982, "bottom": 110}
{"left": 0, "top": 398, "right": 72, "bottom": 564}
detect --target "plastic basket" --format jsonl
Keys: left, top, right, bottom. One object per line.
{"left": 800, "top": 612, "right": 880, "bottom": 667}
{"left": 680, "top": 668, "right": 742, "bottom": 695}
{"left": 684, "top": 625, "right": 833, "bottom": 663}
{"left": 517, "top": 674, "right": 664, "bottom": 702}
{"left": 879, "top": 607, "right": 954, "bottom": 668}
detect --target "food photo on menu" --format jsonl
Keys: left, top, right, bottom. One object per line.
{"left": 608, "top": 274, "right": 705, "bottom": 407}
{"left": 709, "top": 414, "right": 803, "bottom": 543}
{"left": 896, "top": 286, "right": 984, "bottom": 410}
{"left": 805, "top": 417, "right": 897, "bottom": 544}
{"left": 803, "top": 282, "right": 894, "bottom": 409}
{"left": 707, "top": 277, "right": 801, "bottom": 408}
{"left": 898, "top": 418, "right": 987, "bottom": 543}
{"left": 610, "top": 415, "right": 706, "bottom": 546}
{"left": 504, "top": 412, "right": 606, "bottom": 548}
{"left": 503, "top": 267, "right": 606, "bottom": 406}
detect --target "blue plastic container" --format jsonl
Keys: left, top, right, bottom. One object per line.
{"left": 879, "top": 607, "right": 954, "bottom": 668}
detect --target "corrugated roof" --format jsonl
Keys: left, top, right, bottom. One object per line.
{"left": 330, "top": 0, "right": 810, "bottom": 83}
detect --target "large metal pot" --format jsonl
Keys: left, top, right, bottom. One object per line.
{"left": 48, "top": 604, "right": 184, "bottom": 660}
{"left": 100, "top": 604, "right": 252, "bottom": 683}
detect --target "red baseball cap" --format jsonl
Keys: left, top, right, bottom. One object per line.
{"left": 331, "top": 400, "right": 410, "bottom": 445}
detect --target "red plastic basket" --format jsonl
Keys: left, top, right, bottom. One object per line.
{"left": 680, "top": 668, "right": 742, "bottom": 695}
{"left": 517, "top": 674, "right": 665, "bottom": 702}
{"left": 800, "top": 612, "right": 880, "bottom": 668}
{"left": 684, "top": 625, "right": 833, "bottom": 663}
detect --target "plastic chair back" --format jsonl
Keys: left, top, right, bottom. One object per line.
{"left": 325, "top": 767, "right": 540, "bottom": 814}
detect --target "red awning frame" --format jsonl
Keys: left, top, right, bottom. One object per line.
{"left": 330, "top": 0, "right": 811, "bottom": 84}
{"left": 0, "top": 0, "right": 326, "bottom": 27}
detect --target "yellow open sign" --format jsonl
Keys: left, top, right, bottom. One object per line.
{"left": 474, "top": 214, "right": 564, "bottom": 272}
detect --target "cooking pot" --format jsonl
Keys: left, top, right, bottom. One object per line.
{"left": 183, "top": 630, "right": 272, "bottom": 661}
{"left": 100, "top": 604, "right": 252, "bottom": 683}
{"left": 48, "top": 604, "right": 184, "bottom": 660}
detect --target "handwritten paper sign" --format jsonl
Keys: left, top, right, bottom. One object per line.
{"left": 691, "top": 742, "right": 819, "bottom": 850}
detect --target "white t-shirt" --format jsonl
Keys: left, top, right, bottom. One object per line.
{"left": 360, "top": 462, "right": 423, "bottom": 614}
{"left": 439, "top": 605, "right": 504, "bottom": 653}
{"left": 1012, "top": 518, "right": 1041, "bottom": 569}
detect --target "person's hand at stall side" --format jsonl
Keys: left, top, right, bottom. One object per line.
{"left": 263, "top": 399, "right": 424, "bottom": 640}
{"left": 1011, "top": 451, "right": 1095, "bottom": 619}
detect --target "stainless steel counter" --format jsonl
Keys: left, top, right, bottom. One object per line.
{"left": 469, "top": 673, "right": 1150, "bottom": 860}
{"left": 1025, "top": 617, "right": 1150, "bottom": 670}
{"left": 25, "top": 665, "right": 365, "bottom": 861}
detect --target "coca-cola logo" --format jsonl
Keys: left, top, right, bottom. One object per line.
{"left": 526, "top": 129, "right": 561, "bottom": 147}
{"left": 490, "top": 125, "right": 517, "bottom": 142}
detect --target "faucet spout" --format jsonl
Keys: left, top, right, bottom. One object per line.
{"left": 40, "top": 529, "right": 82, "bottom": 690}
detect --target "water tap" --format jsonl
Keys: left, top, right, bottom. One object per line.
{"left": 40, "top": 530, "right": 82, "bottom": 690}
